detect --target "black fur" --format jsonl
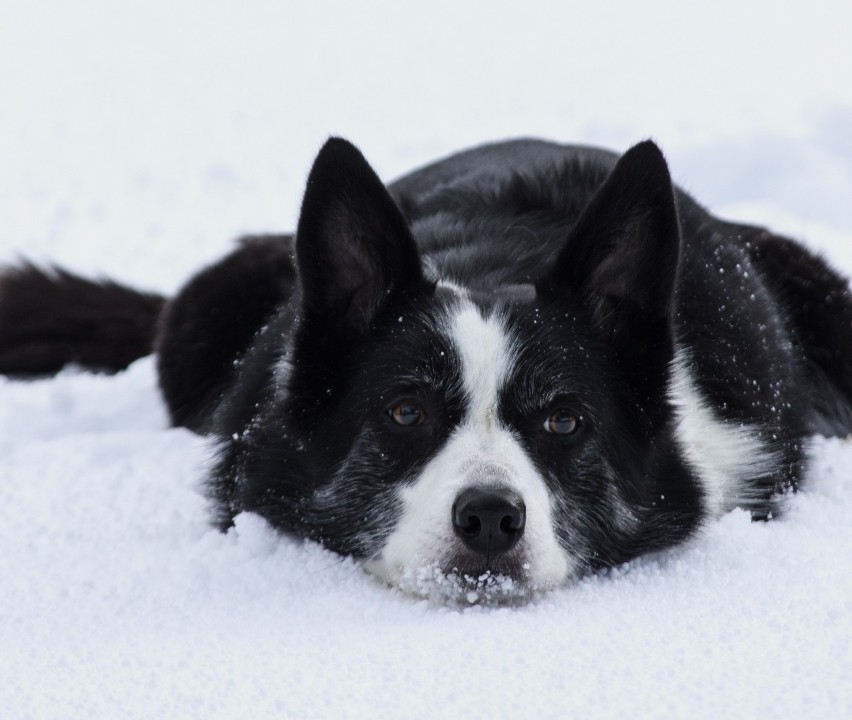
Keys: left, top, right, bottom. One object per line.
{"left": 4, "top": 137, "right": 852, "bottom": 593}
{"left": 0, "top": 263, "right": 163, "bottom": 375}
{"left": 156, "top": 235, "right": 297, "bottom": 432}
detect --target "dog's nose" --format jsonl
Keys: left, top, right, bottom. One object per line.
{"left": 452, "top": 487, "right": 526, "bottom": 556}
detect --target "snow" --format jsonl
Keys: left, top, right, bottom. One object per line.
{"left": 1, "top": 1, "right": 852, "bottom": 717}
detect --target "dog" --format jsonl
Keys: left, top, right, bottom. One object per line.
{"left": 3, "top": 137, "right": 852, "bottom": 602}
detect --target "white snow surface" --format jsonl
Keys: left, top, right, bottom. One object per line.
{"left": 2, "top": 1, "right": 852, "bottom": 717}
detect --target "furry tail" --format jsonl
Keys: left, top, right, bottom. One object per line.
{"left": 0, "top": 263, "right": 165, "bottom": 376}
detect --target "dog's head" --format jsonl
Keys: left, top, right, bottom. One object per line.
{"left": 237, "top": 138, "right": 701, "bottom": 602}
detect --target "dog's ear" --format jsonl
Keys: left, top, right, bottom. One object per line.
{"left": 540, "top": 140, "right": 680, "bottom": 342}
{"left": 539, "top": 140, "right": 680, "bottom": 406}
{"left": 295, "top": 138, "right": 424, "bottom": 335}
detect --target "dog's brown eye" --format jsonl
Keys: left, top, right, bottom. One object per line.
{"left": 544, "top": 410, "right": 579, "bottom": 435}
{"left": 389, "top": 402, "right": 425, "bottom": 426}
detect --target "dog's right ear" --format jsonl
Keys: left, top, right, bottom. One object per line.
{"left": 537, "top": 140, "right": 680, "bottom": 411}
{"left": 295, "top": 138, "right": 424, "bottom": 336}
{"left": 538, "top": 140, "right": 680, "bottom": 332}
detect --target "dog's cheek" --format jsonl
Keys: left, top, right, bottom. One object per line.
{"left": 364, "top": 452, "right": 461, "bottom": 584}
{"left": 532, "top": 443, "right": 628, "bottom": 569}
{"left": 307, "top": 470, "right": 405, "bottom": 557}
{"left": 304, "top": 428, "right": 436, "bottom": 558}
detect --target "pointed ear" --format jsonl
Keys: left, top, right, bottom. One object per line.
{"left": 539, "top": 140, "right": 680, "bottom": 339}
{"left": 295, "top": 138, "right": 425, "bottom": 334}
{"left": 538, "top": 141, "right": 680, "bottom": 407}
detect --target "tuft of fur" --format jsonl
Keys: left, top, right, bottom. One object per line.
{"left": 0, "top": 263, "right": 164, "bottom": 376}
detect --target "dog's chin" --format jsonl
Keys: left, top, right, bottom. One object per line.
{"left": 366, "top": 550, "right": 549, "bottom": 606}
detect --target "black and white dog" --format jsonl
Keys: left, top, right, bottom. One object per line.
{"left": 3, "top": 137, "right": 852, "bottom": 601}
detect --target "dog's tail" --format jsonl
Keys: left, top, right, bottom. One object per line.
{"left": 0, "top": 262, "right": 165, "bottom": 376}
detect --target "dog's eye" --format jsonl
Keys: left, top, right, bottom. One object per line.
{"left": 389, "top": 402, "right": 425, "bottom": 427}
{"left": 544, "top": 410, "right": 580, "bottom": 435}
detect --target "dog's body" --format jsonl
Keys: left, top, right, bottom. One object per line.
{"left": 3, "top": 137, "right": 852, "bottom": 601}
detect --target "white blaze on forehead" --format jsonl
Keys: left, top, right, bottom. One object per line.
{"left": 434, "top": 277, "right": 470, "bottom": 298}
{"left": 449, "top": 301, "right": 515, "bottom": 427}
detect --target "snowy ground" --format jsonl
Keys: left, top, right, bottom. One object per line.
{"left": 1, "top": 1, "right": 851, "bottom": 717}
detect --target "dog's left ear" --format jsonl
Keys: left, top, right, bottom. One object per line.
{"left": 539, "top": 140, "right": 680, "bottom": 348}
{"left": 295, "top": 138, "right": 424, "bottom": 336}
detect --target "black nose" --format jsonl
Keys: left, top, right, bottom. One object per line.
{"left": 452, "top": 487, "right": 526, "bottom": 557}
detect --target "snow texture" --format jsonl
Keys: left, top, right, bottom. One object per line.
{"left": 1, "top": 1, "right": 851, "bottom": 717}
